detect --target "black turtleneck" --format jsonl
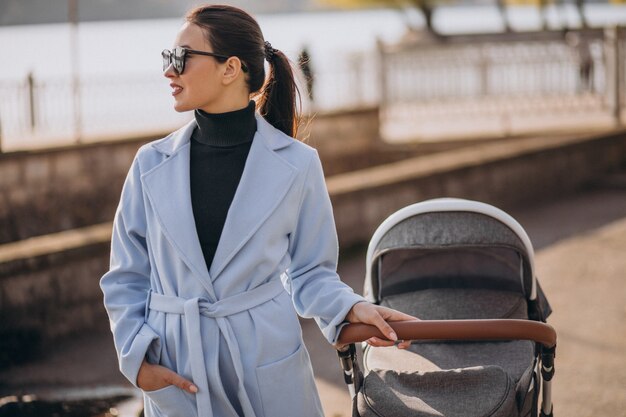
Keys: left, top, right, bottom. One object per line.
{"left": 190, "top": 100, "right": 257, "bottom": 275}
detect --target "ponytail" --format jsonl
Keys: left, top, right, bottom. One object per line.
{"left": 255, "top": 47, "right": 302, "bottom": 138}
{"left": 185, "top": 5, "right": 303, "bottom": 139}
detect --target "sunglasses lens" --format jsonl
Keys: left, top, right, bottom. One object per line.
{"left": 162, "top": 50, "right": 170, "bottom": 72}
{"left": 162, "top": 48, "right": 185, "bottom": 74}
{"left": 173, "top": 48, "right": 185, "bottom": 74}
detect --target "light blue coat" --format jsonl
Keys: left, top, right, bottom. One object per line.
{"left": 100, "top": 113, "right": 365, "bottom": 417}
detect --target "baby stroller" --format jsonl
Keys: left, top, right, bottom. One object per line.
{"left": 337, "top": 198, "right": 557, "bottom": 417}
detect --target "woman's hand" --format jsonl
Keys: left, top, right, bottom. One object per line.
{"left": 137, "top": 359, "right": 198, "bottom": 394}
{"left": 341, "top": 301, "right": 418, "bottom": 349}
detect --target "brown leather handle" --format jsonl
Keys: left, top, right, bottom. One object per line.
{"left": 338, "top": 319, "right": 557, "bottom": 349}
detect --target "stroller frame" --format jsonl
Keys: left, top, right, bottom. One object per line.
{"left": 337, "top": 198, "right": 557, "bottom": 417}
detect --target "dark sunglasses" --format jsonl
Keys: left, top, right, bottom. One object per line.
{"left": 162, "top": 46, "right": 248, "bottom": 74}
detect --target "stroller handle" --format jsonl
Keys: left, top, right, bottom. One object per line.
{"left": 337, "top": 319, "right": 557, "bottom": 349}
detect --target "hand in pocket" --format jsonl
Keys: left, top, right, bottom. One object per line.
{"left": 137, "top": 359, "right": 198, "bottom": 393}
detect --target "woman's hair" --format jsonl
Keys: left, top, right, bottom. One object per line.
{"left": 185, "top": 4, "right": 302, "bottom": 137}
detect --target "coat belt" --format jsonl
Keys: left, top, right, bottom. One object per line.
{"left": 148, "top": 279, "right": 285, "bottom": 417}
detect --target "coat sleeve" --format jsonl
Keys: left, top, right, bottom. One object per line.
{"left": 286, "top": 149, "right": 365, "bottom": 345}
{"left": 99, "top": 152, "right": 159, "bottom": 388}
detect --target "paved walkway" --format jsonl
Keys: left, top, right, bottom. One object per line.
{"left": 1, "top": 174, "right": 625, "bottom": 416}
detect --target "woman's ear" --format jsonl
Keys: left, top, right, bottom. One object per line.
{"left": 222, "top": 56, "right": 245, "bottom": 85}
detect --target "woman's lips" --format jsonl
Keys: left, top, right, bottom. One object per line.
{"left": 170, "top": 83, "right": 183, "bottom": 96}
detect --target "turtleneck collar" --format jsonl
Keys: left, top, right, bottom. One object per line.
{"left": 192, "top": 100, "right": 257, "bottom": 147}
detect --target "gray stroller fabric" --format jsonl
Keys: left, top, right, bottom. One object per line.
{"left": 358, "top": 289, "right": 536, "bottom": 416}
{"left": 357, "top": 366, "right": 518, "bottom": 417}
{"left": 374, "top": 289, "right": 533, "bottom": 383}
{"left": 380, "top": 288, "right": 528, "bottom": 320}
{"left": 369, "top": 211, "right": 553, "bottom": 319}
{"left": 371, "top": 212, "right": 534, "bottom": 297}
{"left": 375, "top": 212, "right": 528, "bottom": 255}
{"left": 364, "top": 341, "right": 534, "bottom": 386}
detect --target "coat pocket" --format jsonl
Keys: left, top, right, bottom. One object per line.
{"left": 255, "top": 343, "right": 324, "bottom": 417}
{"left": 143, "top": 384, "right": 196, "bottom": 417}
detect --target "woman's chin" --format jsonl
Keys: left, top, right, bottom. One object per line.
{"left": 173, "top": 101, "right": 192, "bottom": 113}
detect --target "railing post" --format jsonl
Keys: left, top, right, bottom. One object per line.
{"left": 27, "top": 71, "right": 36, "bottom": 132}
{"left": 69, "top": 0, "right": 82, "bottom": 143}
{"left": 376, "top": 37, "right": 386, "bottom": 109}
{"left": 604, "top": 26, "right": 621, "bottom": 126}
{"left": 479, "top": 45, "right": 490, "bottom": 97}
{"left": 376, "top": 37, "right": 387, "bottom": 138}
{"left": 350, "top": 53, "right": 362, "bottom": 108}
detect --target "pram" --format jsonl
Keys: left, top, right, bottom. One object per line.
{"left": 336, "top": 198, "right": 557, "bottom": 417}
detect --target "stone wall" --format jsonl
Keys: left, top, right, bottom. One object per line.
{"left": 0, "top": 107, "right": 396, "bottom": 245}
{"left": 301, "top": 107, "right": 433, "bottom": 176}
{"left": 329, "top": 131, "right": 626, "bottom": 247}
{"left": 0, "top": 224, "right": 112, "bottom": 365}
{"left": 0, "top": 139, "right": 149, "bottom": 244}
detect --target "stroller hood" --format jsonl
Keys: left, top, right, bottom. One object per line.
{"left": 364, "top": 198, "right": 551, "bottom": 318}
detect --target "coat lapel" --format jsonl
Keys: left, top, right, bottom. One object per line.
{"left": 209, "top": 115, "right": 297, "bottom": 281}
{"left": 141, "top": 113, "right": 297, "bottom": 293}
{"left": 141, "top": 119, "right": 212, "bottom": 293}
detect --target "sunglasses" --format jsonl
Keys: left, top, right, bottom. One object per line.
{"left": 162, "top": 46, "right": 248, "bottom": 75}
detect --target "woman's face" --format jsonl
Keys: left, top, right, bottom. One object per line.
{"left": 164, "top": 22, "right": 228, "bottom": 113}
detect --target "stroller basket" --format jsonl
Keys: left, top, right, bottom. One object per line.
{"left": 337, "top": 198, "right": 557, "bottom": 417}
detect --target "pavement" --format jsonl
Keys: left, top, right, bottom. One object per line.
{"left": 1, "top": 172, "right": 625, "bottom": 417}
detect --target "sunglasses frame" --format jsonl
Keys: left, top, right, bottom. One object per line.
{"left": 162, "top": 46, "right": 248, "bottom": 74}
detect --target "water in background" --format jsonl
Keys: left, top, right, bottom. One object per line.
{"left": 2, "top": 5, "right": 626, "bottom": 149}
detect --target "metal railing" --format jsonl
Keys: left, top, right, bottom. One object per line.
{"left": 2, "top": 27, "right": 626, "bottom": 150}
{"left": 0, "top": 63, "right": 371, "bottom": 151}
{"left": 377, "top": 27, "right": 626, "bottom": 141}
{"left": 306, "top": 51, "right": 380, "bottom": 112}
{"left": 0, "top": 73, "right": 193, "bottom": 151}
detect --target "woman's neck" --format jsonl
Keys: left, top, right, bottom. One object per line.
{"left": 198, "top": 90, "right": 250, "bottom": 114}
{"left": 192, "top": 100, "right": 257, "bottom": 147}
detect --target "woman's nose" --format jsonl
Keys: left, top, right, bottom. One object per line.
{"left": 163, "top": 63, "right": 177, "bottom": 78}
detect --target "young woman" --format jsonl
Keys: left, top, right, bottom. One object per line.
{"left": 100, "top": 4, "right": 414, "bottom": 417}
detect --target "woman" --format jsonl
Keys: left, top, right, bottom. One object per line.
{"left": 100, "top": 4, "right": 414, "bottom": 417}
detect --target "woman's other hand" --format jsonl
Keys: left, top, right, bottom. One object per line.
{"left": 137, "top": 359, "right": 198, "bottom": 394}
{"left": 343, "top": 301, "right": 418, "bottom": 349}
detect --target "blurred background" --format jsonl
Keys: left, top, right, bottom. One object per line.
{"left": 0, "top": 0, "right": 625, "bottom": 416}
{"left": 5, "top": 0, "right": 626, "bottom": 148}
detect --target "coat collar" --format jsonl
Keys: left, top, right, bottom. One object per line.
{"left": 141, "top": 113, "right": 297, "bottom": 297}
{"left": 151, "top": 112, "right": 293, "bottom": 156}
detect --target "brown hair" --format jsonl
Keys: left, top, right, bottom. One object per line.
{"left": 185, "top": 4, "right": 302, "bottom": 137}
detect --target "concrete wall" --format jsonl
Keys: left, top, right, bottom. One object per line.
{"left": 1, "top": 121, "right": 625, "bottom": 360}
{"left": 302, "top": 107, "right": 436, "bottom": 176}
{"left": 329, "top": 131, "right": 626, "bottom": 247}
{"left": 0, "top": 139, "right": 149, "bottom": 244}
{"left": 0, "top": 224, "right": 112, "bottom": 365}
{"left": 0, "top": 108, "right": 396, "bottom": 245}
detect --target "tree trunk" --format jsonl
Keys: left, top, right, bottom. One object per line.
{"left": 496, "top": 0, "right": 512, "bottom": 32}
{"left": 539, "top": 0, "right": 550, "bottom": 31}
{"left": 408, "top": 0, "right": 438, "bottom": 36}
{"left": 576, "top": 0, "right": 588, "bottom": 29}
